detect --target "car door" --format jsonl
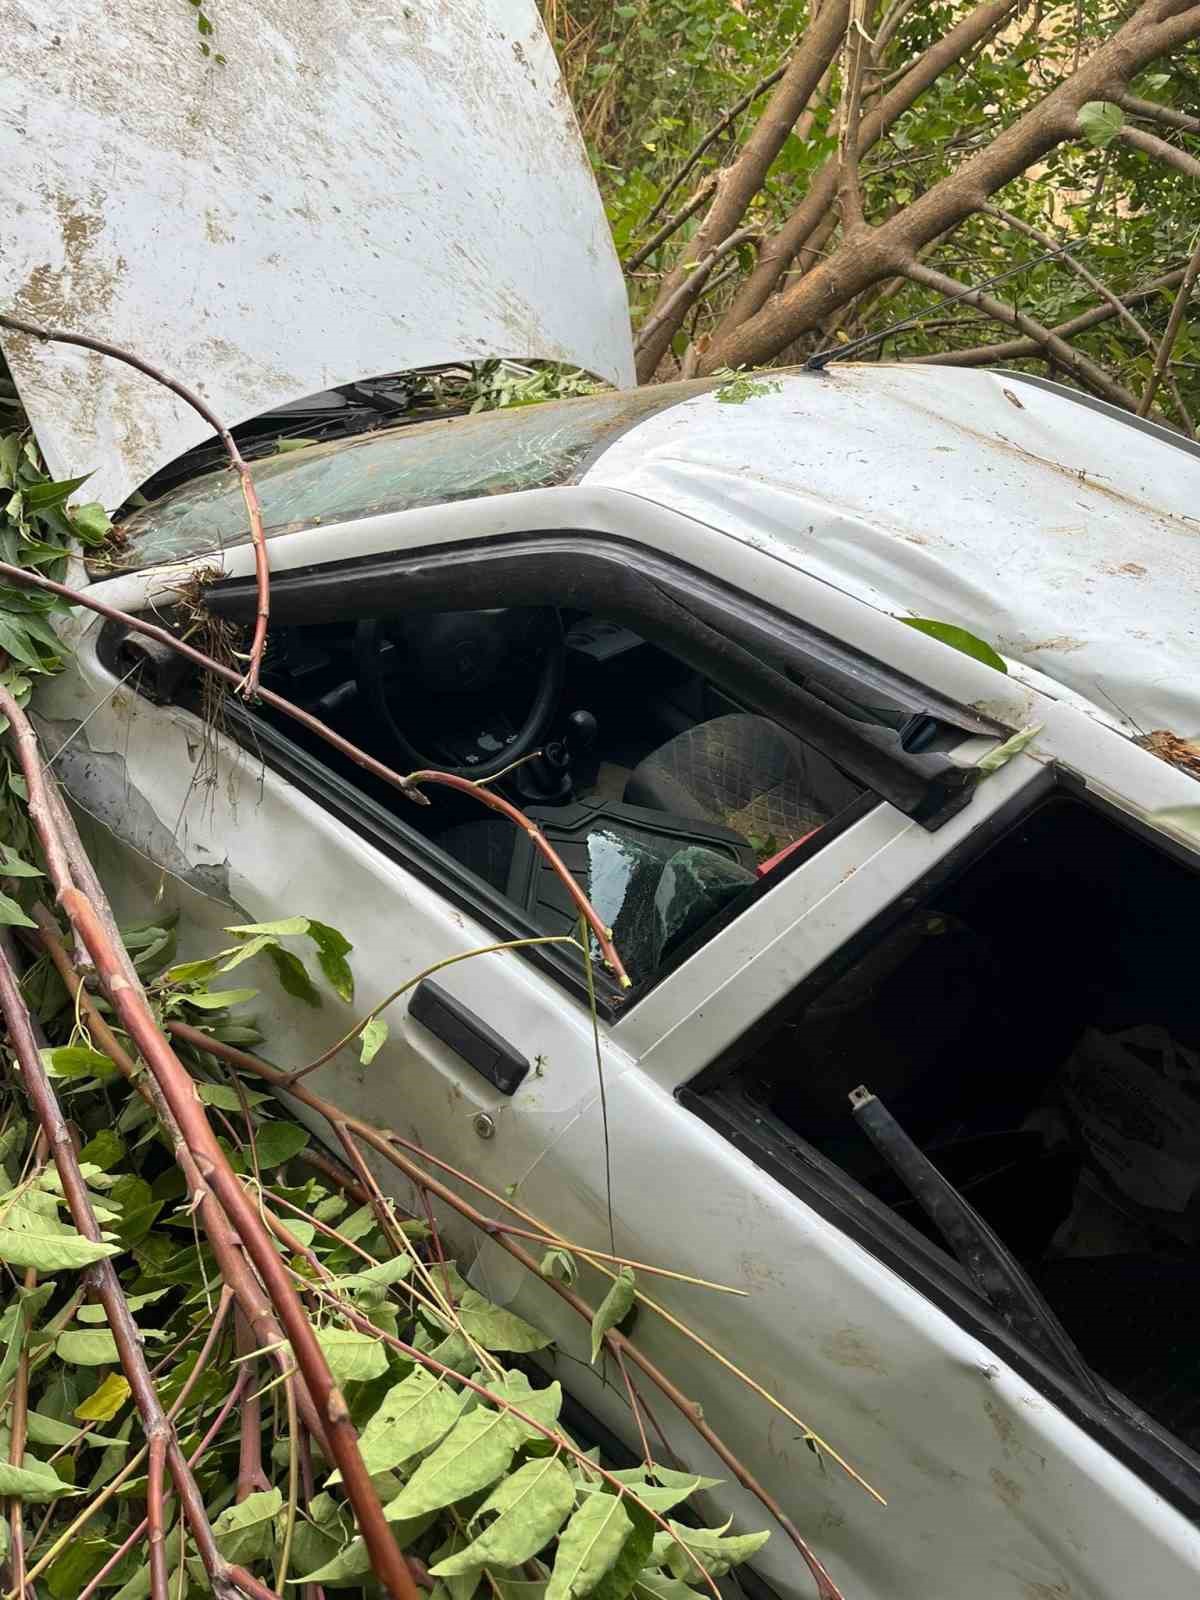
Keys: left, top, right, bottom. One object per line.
{"left": 36, "top": 512, "right": 1200, "bottom": 1600}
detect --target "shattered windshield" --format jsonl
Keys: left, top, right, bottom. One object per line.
{"left": 111, "top": 381, "right": 713, "bottom": 572}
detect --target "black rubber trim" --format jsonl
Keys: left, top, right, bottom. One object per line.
{"left": 409, "top": 980, "right": 529, "bottom": 1095}
{"left": 207, "top": 531, "right": 1000, "bottom": 830}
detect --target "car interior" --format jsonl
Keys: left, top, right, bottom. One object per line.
{"left": 704, "top": 794, "right": 1200, "bottom": 1455}
{"left": 247, "top": 605, "right": 869, "bottom": 987}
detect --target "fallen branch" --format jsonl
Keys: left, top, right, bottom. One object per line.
{"left": 625, "top": 175, "right": 716, "bottom": 274}
{"left": 1114, "top": 120, "right": 1200, "bottom": 180}
{"left": 1117, "top": 90, "right": 1200, "bottom": 134}
{"left": 0, "top": 935, "right": 256, "bottom": 1600}
{"left": 1139, "top": 232, "right": 1200, "bottom": 417}
{"left": 0, "top": 557, "right": 628, "bottom": 982}
{"left": 1, "top": 691, "right": 419, "bottom": 1600}
{"left": 0, "top": 311, "right": 271, "bottom": 698}
{"left": 634, "top": 227, "right": 761, "bottom": 357}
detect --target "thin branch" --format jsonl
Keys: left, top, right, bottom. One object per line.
{"left": 1139, "top": 232, "right": 1200, "bottom": 415}
{"left": 898, "top": 258, "right": 1151, "bottom": 413}
{"left": 642, "top": 61, "right": 791, "bottom": 229}
{"left": 5, "top": 1131, "right": 47, "bottom": 1600}
{"left": 0, "top": 311, "right": 271, "bottom": 698}
{"left": 634, "top": 228, "right": 761, "bottom": 356}
{"left": 1118, "top": 90, "right": 1200, "bottom": 133}
{"left": 171, "top": 1023, "right": 864, "bottom": 1599}
{"left": 235, "top": 1311, "right": 272, "bottom": 1500}
{"left": 1114, "top": 119, "right": 1200, "bottom": 179}
{"left": 0, "top": 557, "right": 628, "bottom": 986}
{"left": 625, "top": 176, "right": 716, "bottom": 274}
{"left": 2, "top": 702, "right": 417, "bottom": 1600}
{"left": 836, "top": 0, "right": 873, "bottom": 232}
{"left": 0, "top": 937, "right": 254, "bottom": 1600}
{"left": 983, "top": 203, "right": 1195, "bottom": 432}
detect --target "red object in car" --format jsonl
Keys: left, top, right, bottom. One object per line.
{"left": 756, "top": 829, "right": 819, "bottom": 877}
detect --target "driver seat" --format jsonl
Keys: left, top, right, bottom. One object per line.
{"left": 624, "top": 714, "right": 862, "bottom": 847}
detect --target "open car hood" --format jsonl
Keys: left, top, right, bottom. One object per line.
{"left": 0, "top": 0, "right": 634, "bottom": 510}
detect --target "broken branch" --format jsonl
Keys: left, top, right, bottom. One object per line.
{"left": 0, "top": 311, "right": 271, "bottom": 698}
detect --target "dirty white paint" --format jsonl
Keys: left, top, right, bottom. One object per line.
{"left": 584, "top": 365, "right": 1200, "bottom": 738}
{"left": 0, "top": 0, "right": 634, "bottom": 509}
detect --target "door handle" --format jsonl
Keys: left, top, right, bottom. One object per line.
{"left": 408, "top": 980, "right": 530, "bottom": 1095}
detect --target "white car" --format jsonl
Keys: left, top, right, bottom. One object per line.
{"left": 8, "top": 5, "right": 1200, "bottom": 1598}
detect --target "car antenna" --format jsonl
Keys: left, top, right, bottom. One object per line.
{"left": 804, "top": 245, "right": 1072, "bottom": 371}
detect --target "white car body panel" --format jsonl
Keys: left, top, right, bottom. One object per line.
{"left": 0, "top": 0, "right": 634, "bottom": 510}
{"left": 585, "top": 367, "right": 1200, "bottom": 738}
{"left": 33, "top": 418, "right": 1200, "bottom": 1596}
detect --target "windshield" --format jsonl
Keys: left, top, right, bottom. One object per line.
{"left": 110, "top": 380, "right": 713, "bottom": 573}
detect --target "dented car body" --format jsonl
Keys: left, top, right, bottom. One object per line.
{"left": 7, "top": 4, "right": 1200, "bottom": 1597}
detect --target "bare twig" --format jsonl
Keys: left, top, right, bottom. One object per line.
{"left": 633, "top": 228, "right": 761, "bottom": 357}
{"left": 836, "top": 0, "right": 873, "bottom": 231}
{"left": 235, "top": 1310, "right": 272, "bottom": 1500}
{"left": 1139, "top": 232, "right": 1200, "bottom": 416}
{"left": 0, "top": 312, "right": 270, "bottom": 698}
{"left": 5, "top": 1131, "right": 47, "bottom": 1600}
{"left": 625, "top": 176, "right": 716, "bottom": 274}
{"left": 2, "top": 699, "right": 417, "bottom": 1600}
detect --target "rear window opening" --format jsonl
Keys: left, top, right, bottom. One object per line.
{"left": 707, "top": 795, "right": 1200, "bottom": 1451}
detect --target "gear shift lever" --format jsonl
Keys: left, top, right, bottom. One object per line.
{"left": 515, "top": 710, "right": 598, "bottom": 804}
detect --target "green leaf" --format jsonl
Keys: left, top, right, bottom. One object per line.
{"left": 540, "top": 1247, "right": 578, "bottom": 1286}
{"left": 344, "top": 1365, "right": 471, "bottom": 1479}
{"left": 591, "top": 1498, "right": 655, "bottom": 1600}
{"left": 179, "top": 987, "right": 258, "bottom": 1010}
{"left": 24, "top": 473, "right": 91, "bottom": 510}
{"left": 0, "top": 889, "right": 35, "bottom": 927}
{"left": 265, "top": 943, "right": 322, "bottom": 1007}
{"left": 331, "top": 1253, "right": 413, "bottom": 1301}
{"left": 216, "top": 933, "right": 279, "bottom": 972}
{"left": 458, "top": 1290, "right": 553, "bottom": 1354}
{"left": 0, "top": 844, "right": 41, "bottom": 877}
{"left": 0, "top": 1458, "right": 76, "bottom": 1501}
{"left": 46, "top": 1535, "right": 114, "bottom": 1599}
{"left": 74, "top": 1373, "right": 131, "bottom": 1422}
{"left": 77, "top": 1130, "right": 125, "bottom": 1171}
{"left": 314, "top": 1326, "right": 389, "bottom": 1384}
{"left": 226, "top": 916, "right": 311, "bottom": 938}
{"left": 431, "top": 1456, "right": 576, "bottom": 1575}
{"left": 975, "top": 723, "right": 1043, "bottom": 774}
{"left": 212, "top": 1486, "right": 283, "bottom": 1562}
{"left": 0, "top": 1225, "right": 120, "bottom": 1273}
{"left": 162, "top": 956, "right": 222, "bottom": 984}
{"left": 590, "top": 1268, "right": 636, "bottom": 1364}
{"left": 195, "top": 1081, "right": 271, "bottom": 1111}
{"left": 307, "top": 919, "right": 355, "bottom": 1003}
{"left": 253, "top": 1120, "right": 310, "bottom": 1169}
{"left": 546, "top": 1491, "right": 633, "bottom": 1600}
{"left": 359, "top": 1016, "right": 388, "bottom": 1065}
{"left": 1152, "top": 805, "right": 1200, "bottom": 840}
{"left": 899, "top": 617, "right": 1007, "bottom": 673}
{"left": 662, "top": 1521, "right": 770, "bottom": 1580}
{"left": 1078, "top": 100, "right": 1124, "bottom": 147}
{"left": 26, "top": 1410, "right": 123, "bottom": 1448}
{"left": 69, "top": 502, "right": 113, "bottom": 543}
{"left": 600, "top": 1468, "right": 719, "bottom": 1515}
{"left": 274, "top": 437, "right": 320, "bottom": 453}
{"left": 57, "top": 1328, "right": 119, "bottom": 1365}
{"left": 383, "top": 1405, "right": 522, "bottom": 1521}
{"left": 40, "top": 1045, "right": 119, "bottom": 1082}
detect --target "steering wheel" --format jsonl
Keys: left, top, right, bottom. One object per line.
{"left": 354, "top": 609, "right": 565, "bottom": 780}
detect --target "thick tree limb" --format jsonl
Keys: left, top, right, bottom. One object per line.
{"left": 905, "top": 263, "right": 1188, "bottom": 364}
{"left": 704, "top": 0, "right": 1200, "bottom": 373}
{"left": 636, "top": 0, "right": 852, "bottom": 379}
{"left": 1139, "top": 234, "right": 1200, "bottom": 415}
{"left": 900, "top": 258, "right": 1147, "bottom": 410}
{"left": 0, "top": 696, "right": 418, "bottom": 1600}
{"left": 719, "top": 0, "right": 1019, "bottom": 334}
{"left": 0, "top": 312, "right": 271, "bottom": 698}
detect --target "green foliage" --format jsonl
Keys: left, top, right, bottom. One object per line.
{"left": 899, "top": 617, "right": 1008, "bottom": 673}
{"left": 711, "top": 368, "right": 782, "bottom": 405}
{"left": 590, "top": 1266, "right": 636, "bottom": 1364}
{"left": 0, "top": 912, "right": 767, "bottom": 1598}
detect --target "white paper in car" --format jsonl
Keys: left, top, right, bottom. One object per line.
{"left": 1060, "top": 1027, "right": 1200, "bottom": 1213}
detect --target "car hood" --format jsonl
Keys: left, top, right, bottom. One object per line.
{"left": 0, "top": 0, "right": 634, "bottom": 511}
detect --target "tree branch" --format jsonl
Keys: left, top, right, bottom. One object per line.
{"left": 1118, "top": 90, "right": 1200, "bottom": 132}
{"left": 1115, "top": 119, "right": 1200, "bottom": 178}
{"left": 1139, "top": 233, "right": 1200, "bottom": 415}
{"left": 704, "top": 0, "right": 1200, "bottom": 372}
{"left": 0, "top": 312, "right": 271, "bottom": 699}
{"left": 625, "top": 175, "right": 716, "bottom": 273}
{"left": 635, "top": 0, "right": 852, "bottom": 379}
{"left": 1, "top": 698, "right": 418, "bottom": 1600}
{"left": 899, "top": 258, "right": 1148, "bottom": 411}
{"left": 633, "top": 227, "right": 760, "bottom": 356}
{"left": 983, "top": 203, "right": 1194, "bottom": 431}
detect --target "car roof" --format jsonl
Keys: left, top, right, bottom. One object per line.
{"left": 584, "top": 365, "right": 1200, "bottom": 740}
{"left": 116, "top": 363, "right": 1200, "bottom": 741}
